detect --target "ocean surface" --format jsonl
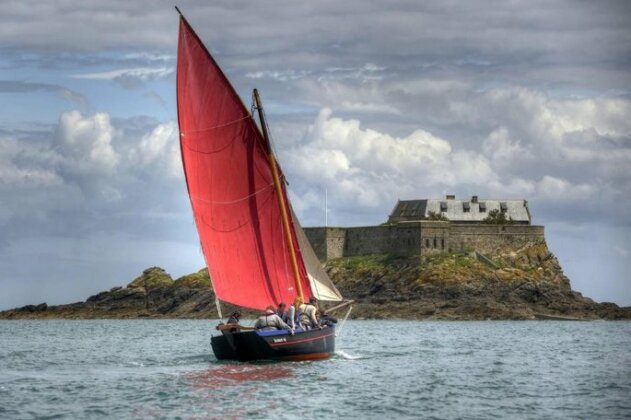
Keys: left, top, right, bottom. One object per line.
{"left": 0, "top": 320, "right": 629, "bottom": 419}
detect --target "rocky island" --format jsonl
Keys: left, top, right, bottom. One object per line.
{"left": 2, "top": 196, "right": 629, "bottom": 320}
{"left": 2, "top": 241, "right": 629, "bottom": 320}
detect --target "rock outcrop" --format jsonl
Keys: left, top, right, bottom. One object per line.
{"left": 1, "top": 243, "right": 629, "bottom": 320}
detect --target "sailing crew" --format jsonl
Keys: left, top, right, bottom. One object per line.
{"left": 255, "top": 306, "right": 292, "bottom": 332}
{"left": 225, "top": 311, "right": 241, "bottom": 332}
{"left": 227, "top": 311, "right": 241, "bottom": 325}
{"left": 298, "top": 297, "right": 320, "bottom": 329}
{"left": 289, "top": 297, "right": 302, "bottom": 330}
{"left": 318, "top": 312, "right": 337, "bottom": 328}
{"left": 282, "top": 299, "right": 299, "bottom": 330}
{"left": 276, "top": 303, "right": 287, "bottom": 318}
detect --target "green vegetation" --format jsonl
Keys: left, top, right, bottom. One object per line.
{"left": 329, "top": 254, "right": 407, "bottom": 273}
{"left": 414, "top": 253, "right": 488, "bottom": 285}
{"left": 174, "top": 268, "right": 211, "bottom": 288}
{"left": 426, "top": 211, "right": 449, "bottom": 221}
{"left": 127, "top": 267, "right": 173, "bottom": 289}
{"left": 482, "top": 209, "right": 514, "bottom": 225}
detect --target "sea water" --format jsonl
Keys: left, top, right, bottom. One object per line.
{"left": 0, "top": 320, "right": 629, "bottom": 419}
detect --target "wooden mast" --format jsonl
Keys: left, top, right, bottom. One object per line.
{"left": 253, "top": 89, "right": 305, "bottom": 301}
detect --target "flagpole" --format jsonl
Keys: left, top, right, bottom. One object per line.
{"left": 325, "top": 187, "right": 328, "bottom": 227}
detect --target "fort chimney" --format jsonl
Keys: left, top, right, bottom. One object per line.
{"left": 446, "top": 194, "right": 455, "bottom": 200}
{"left": 472, "top": 195, "right": 478, "bottom": 203}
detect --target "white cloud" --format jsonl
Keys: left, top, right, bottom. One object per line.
{"left": 282, "top": 108, "right": 500, "bottom": 216}
{"left": 483, "top": 126, "right": 532, "bottom": 166}
{"left": 54, "top": 110, "right": 119, "bottom": 174}
{"left": 2, "top": 1, "right": 631, "bottom": 308}
{"left": 0, "top": 137, "right": 61, "bottom": 187}
{"left": 0, "top": 111, "right": 189, "bottom": 235}
{"left": 276, "top": 90, "right": 631, "bottom": 227}
{"left": 70, "top": 67, "right": 173, "bottom": 88}
{"left": 245, "top": 69, "right": 310, "bottom": 82}
{"left": 536, "top": 176, "right": 594, "bottom": 202}
{"left": 133, "top": 122, "right": 182, "bottom": 179}
{"left": 70, "top": 67, "right": 173, "bottom": 81}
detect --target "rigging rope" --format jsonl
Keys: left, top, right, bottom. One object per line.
{"left": 335, "top": 305, "right": 353, "bottom": 338}
{"left": 190, "top": 183, "right": 274, "bottom": 205}
{"left": 180, "top": 115, "right": 251, "bottom": 135}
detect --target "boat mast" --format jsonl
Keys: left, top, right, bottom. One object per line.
{"left": 252, "top": 89, "right": 304, "bottom": 302}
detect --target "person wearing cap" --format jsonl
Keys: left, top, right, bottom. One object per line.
{"left": 254, "top": 306, "right": 292, "bottom": 331}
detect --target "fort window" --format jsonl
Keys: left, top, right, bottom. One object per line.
{"left": 463, "top": 202, "right": 470, "bottom": 212}
{"left": 479, "top": 202, "right": 487, "bottom": 212}
{"left": 433, "top": 237, "right": 437, "bottom": 248}
{"left": 500, "top": 202, "right": 508, "bottom": 213}
{"left": 440, "top": 201, "right": 448, "bottom": 212}
{"left": 425, "top": 238, "right": 430, "bottom": 248}
{"left": 441, "top": 238, "right": 445, "bottom": 249}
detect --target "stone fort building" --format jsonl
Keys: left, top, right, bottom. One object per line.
{"left": 304, "top": 195, "right": 544, "bottom": 261}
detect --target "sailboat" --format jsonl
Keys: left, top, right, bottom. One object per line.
{"left": 175, "top": 9, "right": 351, "bottom": 361}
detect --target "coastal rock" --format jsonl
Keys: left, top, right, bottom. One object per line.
{"left": 1, "top": 243, "right": 629, "bottom": 320}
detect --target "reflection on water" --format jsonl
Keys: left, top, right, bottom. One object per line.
{"left": 186, "top": 363, "right": 294, "bottom": 389}
{"left": 183, "top": 364, "right": 296, "bottom": 419}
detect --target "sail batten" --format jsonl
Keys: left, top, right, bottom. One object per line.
{"left": 176, "top": 17, "right": 319, "bottom": 310}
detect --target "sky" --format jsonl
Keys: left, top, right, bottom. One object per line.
{"left": 1, "top": 0, "right": 630, "bottom": 310}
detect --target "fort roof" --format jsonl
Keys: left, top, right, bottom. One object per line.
{"left": 388, "top": 195, "right": 531, "bottom": 224}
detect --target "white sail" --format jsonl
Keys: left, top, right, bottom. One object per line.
{"left": 292, "top": 210, "right": 343, "bottom": 302}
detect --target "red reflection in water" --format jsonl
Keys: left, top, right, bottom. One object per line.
{"left": 186, "top": 364, "right": 294, "bottom": 389}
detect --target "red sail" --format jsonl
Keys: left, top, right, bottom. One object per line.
{"left": 176, "top": 17, "right": 313, "bottom": 310}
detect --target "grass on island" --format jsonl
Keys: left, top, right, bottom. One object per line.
{"left": 326, "top": 242, "right": 554, "bottom": 287}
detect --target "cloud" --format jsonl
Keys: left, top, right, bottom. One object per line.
{"left": 0, "top": 80, "right": 88, "bottom": 108}
{"left": 54, "top": 110, "right": 120, "bottom": 175}
{"left": 274, "top": 92, "right": 631, "bottom": 229}
{"left": 132, "top": 121, "right": 182, "bottom": 178}
{"left": 70, "top": 67, "right": 173, "bottom": 88}
{"left": 0, "top": 110, "right": 188, "bottom": 244}
{"left": 0, "top": 137, "right": 62, "bottom": 188}
{"left": 281, "top": 108, "right": 497, "bottom": 216}
{"left": 245, "top": 69, "right": 310, "bottom": 82}
{"left": 1, "top": 1, "right": 630, "bottom": 308}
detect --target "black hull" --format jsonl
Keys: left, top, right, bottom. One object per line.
{"left": 211, "top": 327, "right": 335, "bottom": 361}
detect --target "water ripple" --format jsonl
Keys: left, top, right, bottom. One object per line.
{"left": 0, "top": 320, "right": 629, "bottom": 419}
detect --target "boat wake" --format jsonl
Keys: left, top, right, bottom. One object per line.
{"left": 335, "top": 350, "right": 363, "bottom": 360}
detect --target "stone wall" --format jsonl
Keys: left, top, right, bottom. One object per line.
{"left": 344, "top": 225, "right": 422, "bottom": 257}
{"left": 304, "top": 222, "right": 545, "bottom": 261}
{"left": 447, "top": 224, "right": 545, "bottom": 254}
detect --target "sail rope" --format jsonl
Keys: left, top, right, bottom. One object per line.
{"left": 215, "top": 298, "right": 223, "bottom": 322}
{"left": 180, "top": 115, "right": 251, "bottom": 135}
{"left": 335, "top": 305, "right": 353, "bottom": 338}
{"left": 190, "top": 183, "right": 274, "bottom": 205}
{"left": 196, "top": 191, "right": 275, "bottom": 233}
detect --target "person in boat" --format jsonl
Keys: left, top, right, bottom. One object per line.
{"left": 225, "top": 311, "right": 241, "bottom": 332}
{"left": 254, "top": 306, "right": 292, "bottom": 332}
{"left": 289, "top": 297, "right": 302, "bottom": 331}
{"left": 298, "top": 297, "right": 320, "bottom": 330}
{"left": 227, "top": 311, "right": 241, "bottom": 325}
{"left": 276, "top": 302, "right": 287, "bottom": 319}
{"left": 318, "top": 312, "right": 338, "bottom": 328}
